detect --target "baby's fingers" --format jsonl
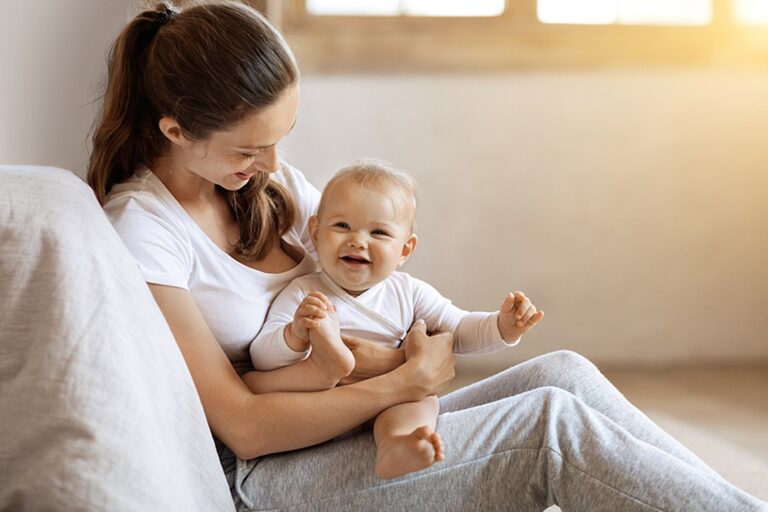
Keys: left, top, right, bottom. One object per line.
{"left": 501, "top": 293, "right": 516, "bottom": 313}
{"left": 297, "top": 303, "right": 327, "bottom": 320}
{"left": 302, "top": 294, "right": 328, "bottom": 309}
{"left": 307, "top": 291, "right": 335, "bottom": 311}
{"left": 523, "top": 310, "right": 545, "bottom": 328}
{"left": 297, "top": 317, "right": 321, "bottom": 331}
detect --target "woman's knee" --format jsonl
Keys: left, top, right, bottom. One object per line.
{"left": 545, "top": 350, "right": 598, "bottom": 373}
{"left": 502, "top": 387, "right": 584, "bottom": 444}
{"left": 517, "top": 350, "right": 603, "bottom": 392}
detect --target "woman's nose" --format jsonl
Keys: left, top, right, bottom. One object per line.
{"left": 254, "top": 146, "right": 280, "bottom": 173}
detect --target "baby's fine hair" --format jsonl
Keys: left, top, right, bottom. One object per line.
{"left": 319, "top": 159, "right": 418, "bottom": 231}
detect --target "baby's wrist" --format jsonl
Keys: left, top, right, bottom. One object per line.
{"left": 497, "top": 313, "right": 517, "bottom": 342}
{"left": 284, "top": 323, "right": 310, "bottom": 351}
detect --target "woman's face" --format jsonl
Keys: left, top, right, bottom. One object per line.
{"left": 162, "top": 84, "right": 299, "bottom": 191}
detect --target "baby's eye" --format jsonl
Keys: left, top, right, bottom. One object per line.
{"left": 371, "top": 229, "right": 390, "bottom": 237}
{"left": 334, "top": 222, "right": 350, "bottom": 230}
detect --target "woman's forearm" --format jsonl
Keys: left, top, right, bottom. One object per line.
{"left": 234, "top": 365, "right": 421, "bottom": 459}
{"left": 242, "top": 357, "right": 338, "bottom": 393}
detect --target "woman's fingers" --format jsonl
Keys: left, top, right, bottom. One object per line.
{"left": 403, "top": 322, "right": 455, "bottom": 396}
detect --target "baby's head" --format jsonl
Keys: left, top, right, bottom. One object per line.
{"left": 309, "top": 160, "right": 418, "bottom": 296}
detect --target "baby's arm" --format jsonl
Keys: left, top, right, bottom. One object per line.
{"left": 249, "top": 280, "right": 311, "bottom": 371}
{"left": 245, "top": 284, "right": 352, "bottom": 393}
{"left": 410, "top": 276, "right": 543, "bottom": 354}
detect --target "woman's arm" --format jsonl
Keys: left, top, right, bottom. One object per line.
{"left": 149, "top": 284, "right": 454, "bottom": 460}
{"left": 242, "top": 354, "right": 341, "bottom": 393}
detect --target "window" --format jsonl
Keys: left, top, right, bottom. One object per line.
{"left": 306, "top": 0, "right": 505, "bottom": 17}
{"left": 734, "top": 0, "right": 768, "bottom": 24}
{"left": 255, "top": 0, "right": 768, "bottom": 72}
{"left": 537, "top": 0, "right": 712, "bottom": 26}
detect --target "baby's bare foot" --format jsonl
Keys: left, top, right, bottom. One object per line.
{"left": 307, "top": 311, "right": 355, "bottom": 386}
{"left": 375, "top": 426, "right": 444, "bottom": 479}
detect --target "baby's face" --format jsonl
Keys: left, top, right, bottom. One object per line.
{"left": 311, "top": 182, "right": 416, "bottom": 296}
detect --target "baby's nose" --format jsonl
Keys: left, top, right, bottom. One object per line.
{"left": 347, "top": 233, "right": 367, "bottom": 247}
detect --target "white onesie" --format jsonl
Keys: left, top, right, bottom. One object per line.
{"left": 250, "top": 270, "right": 520, "bottom": 371}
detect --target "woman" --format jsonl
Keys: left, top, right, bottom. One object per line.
{"left": 88, "top": 2, "right": 766, "bottom": 510}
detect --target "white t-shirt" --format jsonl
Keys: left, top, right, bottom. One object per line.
{"left": 251, "top": 270, "right": 519, "bottom": 371}
{"left": 103, "top": 164, "right": 320, "bottom": 371}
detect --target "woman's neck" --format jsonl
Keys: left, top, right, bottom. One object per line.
{"left": 151, "top": 153, "right": 219, "bottom": 206}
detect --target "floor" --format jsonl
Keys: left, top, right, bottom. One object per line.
{"left": 448, "top": 362, "right": 768, "bottom": 504}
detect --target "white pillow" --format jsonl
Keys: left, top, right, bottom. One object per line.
{"left": 0, "top": 166, "right": 233, "bottom": 511}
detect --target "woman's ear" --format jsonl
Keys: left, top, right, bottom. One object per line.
{"left": 158, "top": 117, "right": 189, "bottom": 147}
{"left": 308, "top": 215, "right": 319, "bottom": 248}
{"left": 399, "top": 234, "right": 418, "bottom": 266}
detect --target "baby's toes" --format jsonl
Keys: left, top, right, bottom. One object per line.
{"left": 412, "top": 425, "right": 432, "bottom": 441}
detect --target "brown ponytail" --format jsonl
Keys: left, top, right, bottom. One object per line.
{"left": 88, "top": 1, "right": 298, "bottom": 260}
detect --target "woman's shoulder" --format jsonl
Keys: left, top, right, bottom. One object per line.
{"left": 104, "top": 169, "right": 167, "bottom": 215}
{"left": 103, "top": 168, "right": 192, "bottom": 245}
{"left": 104, "top": 169, "right": 183, "bottom": 224}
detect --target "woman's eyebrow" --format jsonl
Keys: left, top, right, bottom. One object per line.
{"left": 234, "top": 118, "right": 298, "bottom": 151}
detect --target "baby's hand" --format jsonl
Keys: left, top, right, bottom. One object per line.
{"left": 498, "top": 291, "right": 544, "bottom": 342}
{"left": 290, "top": 291, "right": 335, "bottom": 342}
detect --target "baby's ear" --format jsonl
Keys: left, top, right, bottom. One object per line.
{"left": 308, "top": 215, "right": 319, "bottom": 247}
{"left": 399, "top": 234, "right": 418, "bottom": 266}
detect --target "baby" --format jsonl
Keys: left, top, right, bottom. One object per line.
{"left": 249, "top": 160, "right": 544, "bottom": 479}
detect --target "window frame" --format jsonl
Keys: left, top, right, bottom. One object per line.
{"left": 252, "top": 0, "right": 768, "bottom": 72}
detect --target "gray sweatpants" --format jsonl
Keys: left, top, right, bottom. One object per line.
{"left": 220, "top": 350, "right": 767, "bottom": 511}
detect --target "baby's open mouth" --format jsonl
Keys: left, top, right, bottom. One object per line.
{"left": 341, "top": 255, "right": 371, "bottom": 265}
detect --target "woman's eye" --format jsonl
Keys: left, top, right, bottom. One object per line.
{"left": 240, "top": 153, "right": 256, "bottom": 160}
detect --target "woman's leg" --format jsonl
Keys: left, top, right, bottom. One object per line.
{"left": 442, "top": 350, "right": 717, "bottom": 476}
{"left": 224, "top": 387, "right": 766, "bottom": 511}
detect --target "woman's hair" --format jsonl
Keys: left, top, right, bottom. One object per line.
{"left": 319, "top": 159, "right": 419, "bottom": 232}
{"left": 88, "top": 1, "right": 298, "bottom": 259}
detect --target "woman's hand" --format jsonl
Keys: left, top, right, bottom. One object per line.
{"left": 400, "top": 319, "right": 455, "bottom": 399}
{"left": 339, "top": 336, "right": 406, "bottom": 384}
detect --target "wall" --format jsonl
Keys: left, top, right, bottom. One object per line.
{"left": 282, "top": 70, "right": 768, "bottom": 368}
{"left": 2, "top": 2, "right": 766, "bottom": 367}
{"left": 0, "top": 0, "right": 128, "bottom": 174}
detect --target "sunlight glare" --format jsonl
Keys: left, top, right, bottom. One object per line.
{"left": 538, "top": 0, "right": 711, "bottom": 25}
{"left": 734, "top": 0, "right": 768, "bottom": 25}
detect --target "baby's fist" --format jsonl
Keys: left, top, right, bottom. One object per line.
{"left": 498, "top": 291, "right": 544, "bottom": 342}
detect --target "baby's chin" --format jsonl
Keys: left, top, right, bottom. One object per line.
{"left": 332, "top": 276, "right": 382, "bottom": 297}
{"left": 339, "top": 282, "right": 371, "bottom": 297}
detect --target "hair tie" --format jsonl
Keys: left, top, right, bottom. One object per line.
{"left": 157, "top": 7, "right": 177, "bottom": 27}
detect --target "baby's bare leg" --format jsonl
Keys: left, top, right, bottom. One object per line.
{"left": 373, "top": 395, "right": 443, "bottom": 479}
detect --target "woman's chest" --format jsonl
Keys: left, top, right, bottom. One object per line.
{"left": 187, "top": 201, "right": 300, "bottom": 273}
